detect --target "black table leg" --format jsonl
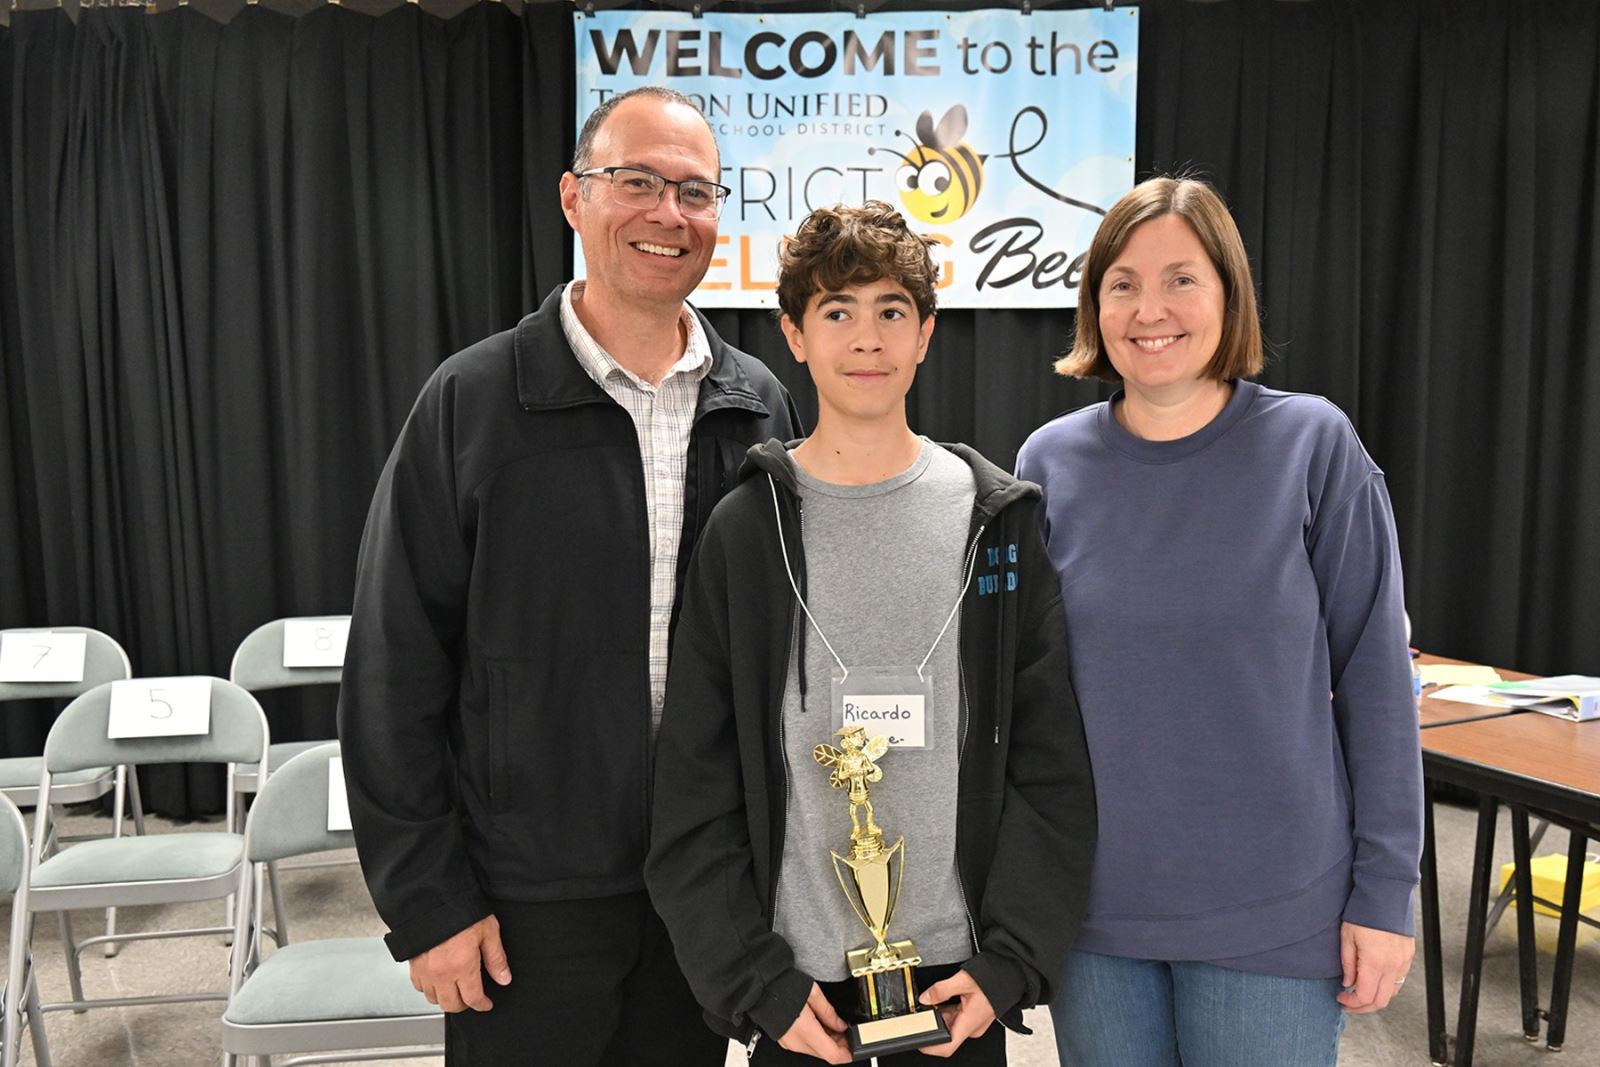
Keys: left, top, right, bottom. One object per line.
{"left": 1545, "top": 828, "right": 1588, "bottom": 1051}
{"left": 1509, "top": 806, "right": 1540, "bottom": 1042}
{"left": 1421, "top": 778, "right": 1449, "bottom": 1066}
{"left": 1454, "top": 794, "right": 1499, "bottom": 1067}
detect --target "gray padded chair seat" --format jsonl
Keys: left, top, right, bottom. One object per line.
{"left": 31, "top": 832, "right": 243, "bottom": 887}
{"left": 223, "top": 938, "right": 437, "bottom": 1025}
{"left": 0, "top": 757, "right": 108, "bottom": 790}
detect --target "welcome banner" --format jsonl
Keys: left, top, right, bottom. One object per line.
{"left": 574, "top": 8, "right": 1138, "bottom": 309}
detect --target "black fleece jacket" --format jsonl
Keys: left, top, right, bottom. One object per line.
{"left": 338, "top": 287, "right": 800, "bottom": 962}
{"left": 645, "top": 440, "right": 1096, "bottom": 1044}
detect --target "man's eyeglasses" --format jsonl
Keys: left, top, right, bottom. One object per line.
{"left": 574, "top": 166, "right": 732, "bottom": 220}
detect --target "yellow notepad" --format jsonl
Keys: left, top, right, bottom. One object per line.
{"left": 1418, "top": 664, "right": 1503, "bottom": 687}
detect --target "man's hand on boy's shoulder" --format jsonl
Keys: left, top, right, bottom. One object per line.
{"left": 778, "top": 982, "right": 852, "bottom": 1064}
{"left": 917, "top": 969, "right": 996, "bottom": 1058}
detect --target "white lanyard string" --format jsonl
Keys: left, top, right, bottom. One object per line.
{"left": 769, "top": 473, "right": 986, "bottom": 684}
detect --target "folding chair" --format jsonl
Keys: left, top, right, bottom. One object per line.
{"left": 15, "top": 677, "right": 267, "bottom": 1021}
{"left": 228, "top": 616, "right": 349, "bottom": 947}
{"left": 221, "top": 742, "right": 442, "bottom": 1067}
{"left": 0, "top": 793, "right": 50, "bottom": 1067}
{"left": 226, "top": 616, "right": 347, "bottom": 828}
{"left": 0, "top": 626, "right": 146, "bottom": 957}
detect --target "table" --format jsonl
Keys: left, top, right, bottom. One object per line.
{"left": 1419, "top": 673, "right": 1600, "bottom": 1066}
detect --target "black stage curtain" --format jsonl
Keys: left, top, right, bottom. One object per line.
{"left": 2, "top": 0, "right": 1596, "bottom": 816}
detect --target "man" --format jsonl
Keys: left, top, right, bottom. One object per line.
{"left": 645, "top": 202, "right": 1096, "bottom": 1064}
{"left": 338, "top": 86, "right": 800, "bottom": 1065}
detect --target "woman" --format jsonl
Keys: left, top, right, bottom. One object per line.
{"left": 1016, "top": 177, "right": 1421, "bottom": 1067}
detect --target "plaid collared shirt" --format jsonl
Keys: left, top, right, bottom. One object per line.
{"left": 560, "top": 281, "right": 712, "bottom": 734}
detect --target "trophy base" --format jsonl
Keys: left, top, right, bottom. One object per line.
{"left": 847, "top": 1008, "right": 951, "bottom": 1061}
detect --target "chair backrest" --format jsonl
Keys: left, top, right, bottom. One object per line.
{"left": 0, "top": 793, "right": 28, "bottom": 896}
{"left": 229, "top": 616, "right": 347, "bottom": 692}
{"left": 43, "top": 678, "right": 269, "bottom": 775}
{"left": 0, "top": 626, "right": 132, "bottom": 702}
{"left": 245, "top": 742, "right": 352, "bottom": 863}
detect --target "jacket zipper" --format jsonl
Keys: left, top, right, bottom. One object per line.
{"left": 951, "top": 517, "right": 986, "bottom": 955}
{"left": 769, "top": 496, "right": 804, "bottom": 936}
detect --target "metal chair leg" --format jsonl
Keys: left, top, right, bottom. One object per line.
{"left": 57, "top": 911, "right": 86, "bottom": 1012}
{"left": 127, "top": 766, "right": 146, "bottom": 836}
{"left": 224, "top": 783, "right": 237, "bottom": 943}
{"left": 266, "top": 862, "right": 289, "bottom": 947}
{"left": 43, "top": 807, "right": 69, "bottom": 861}
{"left": 24, "top": 967, "right": 49, "bottom": 1067}
{"left": 2, "top": 921, "right": 24, "bottom": 1067}
{"left": 5, "top": 842, "right": 35, "bottom": 1067}
{"left": 105, "top": 768, "right": 128, "bottom": 959}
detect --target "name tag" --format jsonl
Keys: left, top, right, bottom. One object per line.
{"left": 282, "top": 619, "right": 350, "bottom": 668}
{"left": 327, "top": 756, "right": 353, "bottom": 832}
{"left": 0, "top": 631, "right": 88, "bottom": 683}
{"left": 832, "top": 666, "right": 934, "bottom": 750}
{"left": 107, "top": 677, "right": 212, "bottom": 738}
{"left": 842, "top": 693, "right": 927, "bottom": 749}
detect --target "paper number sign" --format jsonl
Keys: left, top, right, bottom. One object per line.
{"left": 281, "top": 619, "right": 350, "bottom": 668}
{"left": 0, "top": 632, "right": 88, "bottom": 683}
{"left": 107, "top": 677, "right": 212, "bottom": 738}
{"left": 327, "top": 756, "right": 353, "bottom": 832}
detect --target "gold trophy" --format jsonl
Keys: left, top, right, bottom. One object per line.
{"left": 813, "top": 725, "right": 951, "bottom": 1059}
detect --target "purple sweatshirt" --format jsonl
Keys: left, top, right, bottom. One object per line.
{"left": 1016, "top": 380, "right": 1422, "bottom": 978}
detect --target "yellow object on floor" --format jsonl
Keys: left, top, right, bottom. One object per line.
{"left": 1498, "top": 853, "right": 1600, "bottom": 952}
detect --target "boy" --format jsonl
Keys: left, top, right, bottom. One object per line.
{"left": 645, "top": 202, "right": 1094, "bottom": 1065}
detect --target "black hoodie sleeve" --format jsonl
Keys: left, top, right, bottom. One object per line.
{"left": 645, "top": 511, "right": 813, "bottom": 1042}
{"left": 337, "top": 367, "right": 491, "bottom": 962}
{"left": 962, "top": 509, "right": 1097, "bottom": 1022}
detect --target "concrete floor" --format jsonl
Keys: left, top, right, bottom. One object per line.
{"left": 1, "top": 800, "right": 1596, "bottom": 1066}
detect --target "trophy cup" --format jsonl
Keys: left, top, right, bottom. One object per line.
{"left": 813, "top": 725, "right": 951, "bottom": 1059}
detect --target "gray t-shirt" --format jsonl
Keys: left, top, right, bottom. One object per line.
{"left": 771, "top": 439, "right": 977, "bottom": 983}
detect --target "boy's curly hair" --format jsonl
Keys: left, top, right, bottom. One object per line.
{"left": 776, "top": 201, "right": 939, "bottom": 324}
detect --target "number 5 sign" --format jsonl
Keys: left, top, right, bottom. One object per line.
{"left": 107, "top": 677, "right": 213, "bottom": 739}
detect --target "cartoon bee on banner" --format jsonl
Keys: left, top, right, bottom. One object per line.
{"left": 873, "top": 106, "right": 986, "bottom": 225}
{"left": 874, "top": 105, "right": 1109, "bottom": 226}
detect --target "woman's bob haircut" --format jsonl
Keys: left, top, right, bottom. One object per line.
{"left": 1056, "top": 176, "right": 1263, "bottom": 383}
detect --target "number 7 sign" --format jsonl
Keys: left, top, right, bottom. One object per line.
{"left": 0, "top": 632, "right": 88, "bottom": 683}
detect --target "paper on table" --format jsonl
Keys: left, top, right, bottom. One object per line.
{"left": 1428, "top": 685, "right": 1519, "bottom": 708}
{"left": 1487, "top": 675, "right": 1600, "bottom": 697}
{"left": 1418, "top": 664, "right": 1503, "bottom": 687}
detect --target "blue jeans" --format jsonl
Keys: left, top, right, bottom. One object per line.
{"left": 1051, "top": 951, "right": 1346, "bottom": 1067}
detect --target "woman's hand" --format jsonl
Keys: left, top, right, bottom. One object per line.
{"left": 917, "top": 969, "right": 996, "bottom": 1057}
{"left": 1337, "top": 921, "right": 1414, "bottom": 1013}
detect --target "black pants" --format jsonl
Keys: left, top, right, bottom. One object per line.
{"left": 444, "top": 892, "right": 725, "bottom": 1066}
{"left": 749, "top": 963, "right": 1008, "bottom": 1066}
